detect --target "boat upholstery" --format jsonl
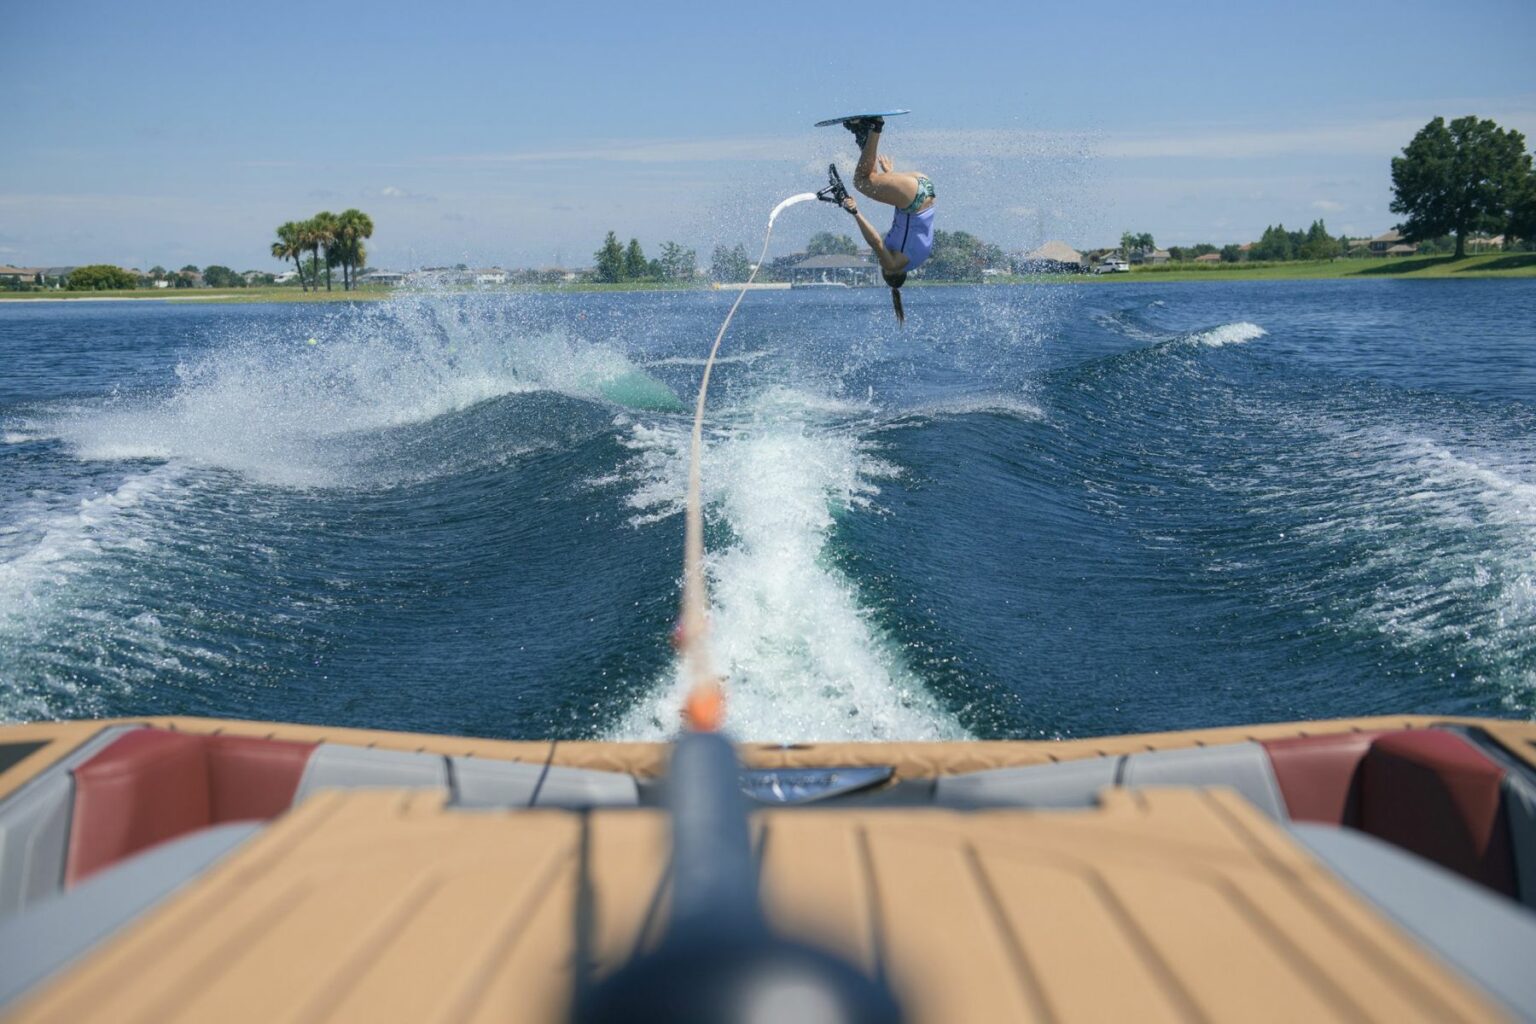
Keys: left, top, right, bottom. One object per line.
{"left": 1357, "top": 730, "right": 1518, "bottom": 898}
{"left": 0, "top": 823, "right": 260, "bottom": 1007}
{"left": 65, "top": 729, "right": 314, "bottom": 885}
{"left": 935, "top": 740, "right": 1288, "bottom": 819}
{"left": 1261, "top": 730, "right": 1388, "bottom": 825}
{"left": 1122, "top": 741, "right": 1287, "bottom": 817}
{"left": 0, "top": 726, "right": 140, "bottom": 917}
{"left": 450, "top": 754, "right": 640, "bottom": 808}
{"left": 1, "top": 786, "right": 1510, "bottom": 1023}
{"left": 1292, "top": 823, "right": 1536, "bottom": 1020}
{"left": 291, "top": 743, "right": 448, "bottom": 803}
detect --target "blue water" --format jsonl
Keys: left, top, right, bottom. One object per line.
{"left": 1, "top": 281, "right": 1533, "bottom": 741}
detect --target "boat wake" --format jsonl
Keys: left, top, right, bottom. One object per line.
{"left": 23, "top": 294, "right": 679, "bottom": 490}
{"left": 607, "top": 385, "right": 968, "bottom": 742}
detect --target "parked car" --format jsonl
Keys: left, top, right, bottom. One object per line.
{"left": 1093, "top": 259, "right": 1131, "bottom": 274}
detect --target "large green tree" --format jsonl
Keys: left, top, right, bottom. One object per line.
{"left": 1120, "top": 231, "right": 1155, "bottom": 257}
{"left": 594, "top": 232, "right": 625, "bottom": 283}
{"left": 1510, "top": 172, "right": 1536, "bottom": 244}
{"left": 919, "top": 230, "right": 1004, "bottom": 281}
{"left": 709, "top": 244, "right": 750, "bottom": 282}
{"left": 807, "top": 232, "right": 859, "bottom": 256}
{"left": 656, "top": 241, "right": 696, "bottom": 281}
{"left": 310, "top": 211, "right": 339, "bottom": 291}
{"left": 333, "top": 209, "right": 374, "bottom": 290}
{"left": 623, "top": 238, "right": 648, "bottom": 280}
{"left": 271, "top": 221, "right": 307, "bottom": 291}
{"left": 67, "top": 265, "right": 137, "bottom": 290}
{"left": 1299, "top": 219, "right": 1337, "bottom": 260}
{"left": 1391, "top": 115, "right": 1532, "bottom": 258}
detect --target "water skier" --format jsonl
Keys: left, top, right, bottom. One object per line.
{"left": 824, "top": 116, "right": 936, "bottom": 323}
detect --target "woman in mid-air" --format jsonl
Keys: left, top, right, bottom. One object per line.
{"left": 834, "top": 116, "right": 936, "bottom": 323}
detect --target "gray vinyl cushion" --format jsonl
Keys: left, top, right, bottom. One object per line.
{"left": 292, "top": 743, "right": 448, "bottom": 803}
{"left": 450, "top": 756, "right": 638, "bottom": 808}
{"left": 934, "top": 756, "right": 1118, "bottom": 808}
{"left": 0, "top": 726, "right": 142, "bottom": 919}
{"left": 0, "top": 822, "right": 259, "bottom": 1009}
{"left": 1502, "top": 772, "right": 1536, "bottom": 910}
{"left": 1122, "top": 741, "right": 1287, "bottom": 820}
{"left": 935, "top": 741, "right": 1288, "bottom": 821}
{"left": 1292, "top": 823, "right": 1536, "bottom": 1022}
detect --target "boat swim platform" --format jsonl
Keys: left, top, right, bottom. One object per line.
{"left": 2, "top": 784, "right": 1511, "bottom": 1024}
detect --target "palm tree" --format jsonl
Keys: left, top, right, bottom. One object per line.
{"left": 271, "top": 221, "right": 307, "bottom": 291}
{"left": 334, "top": 209, "right": 374, "bottom": 290}
{"left": 309, "top": 211, "right": 339, "bottom": 292}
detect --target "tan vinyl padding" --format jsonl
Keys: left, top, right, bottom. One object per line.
{"left": 4, "top": 713, "right": 1505, "bottom": 784}
{"left": 6, "top": 786, "right": 1509, "bottom": 1023}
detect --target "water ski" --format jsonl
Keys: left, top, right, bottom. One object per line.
{"left": 813, "top": 109, "right": 909, "bottom": 128}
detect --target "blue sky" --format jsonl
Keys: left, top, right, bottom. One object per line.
{"left": 3, "top": 0, "right": 1534, "bottom": 270}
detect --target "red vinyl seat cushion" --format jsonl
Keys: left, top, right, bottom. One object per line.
{"left": 1261, "top": 731, "right": 1389, "bottom": 826}
{"left": 65, "top": 729, "right": 315, "bottom": 885}
{"left": 1357, "top": 730, "right": 1516, "bottom": 897}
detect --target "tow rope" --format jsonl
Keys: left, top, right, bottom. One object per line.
{"left": 678, "top": 191, "right": 818, "bottom": 732}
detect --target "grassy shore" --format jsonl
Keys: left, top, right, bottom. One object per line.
{"left": 3, "top": 252, "right": 1532, "bottom": 304}
{"left": 0, "top": 286, "right": 398, "bottom": 303}
{"left": 0, "top": 280, "right": 713, "bottom": 303}
{"left": 1081, "top": 251, "right": 1536, "bottom": 282}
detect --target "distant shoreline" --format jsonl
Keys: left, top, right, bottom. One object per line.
{"left": 2, "top": 252, "right": 1531, "bottom": 305}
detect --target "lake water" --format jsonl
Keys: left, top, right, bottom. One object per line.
{"left": 1, "top": 281, "right": 1533, "bottom": 740}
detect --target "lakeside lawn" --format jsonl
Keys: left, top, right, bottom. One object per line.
{"left": 1083, "top": 251, "right": 1536, "bottom": 282}
{"left": 0, "top": 279, "right": 710, "bottom": 303}
{"left": 0, "top": 286, "right": 398, "bottom": 303}
{"left": 4, "top": 253, "right": 1533, "bottom": 304}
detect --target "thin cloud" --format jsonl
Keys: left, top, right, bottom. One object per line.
{"left": 410, "top": 110, "right": 1536, "bottom": 171}
{"left": 378, "top": 185, "right": 435, "bottom": 202}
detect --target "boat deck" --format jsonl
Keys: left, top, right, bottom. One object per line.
{"left": 6, "top": 782, "right": 1509, "bottom": 1023}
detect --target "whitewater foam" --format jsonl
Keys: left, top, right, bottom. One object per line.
{"left": 610, "top": 386, "right": 966, "bottom": 741}
{"left": 1192, "top": 322, "right": 1267, "bottom": 348}
{"left": 1244, "top": 418, "right": 1536, "bottom": 707}
{"left": 33, "top": 294, "right": 678, "bottom": 489}
{"left": 0, "top": 467, "right": 188, "bottom": 720}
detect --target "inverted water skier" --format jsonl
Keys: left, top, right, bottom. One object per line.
{"left": 826, "top": 116, "right": 936, "bottom": 323}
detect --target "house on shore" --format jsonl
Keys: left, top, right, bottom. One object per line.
{"left": 1194, "top": 252, "right": 1222, "bottom": 263}
{"left": 1369, "top": 230, "right": 1416, "bottom": 256}
{"left": 359, "top": 270, "right": 407, "bottom": 286}
{"left": 787, "top": 254, "right": 878, "bottom": 287}
{"left": 0, "top": 266, "right": 44, "bottom": 287}
{"left": 474, "top": 268, "right": 508, "bottom": 285}
{"left": 1018, "top": 241, "right": 1083, "bottom": 273}
{"left": 1130, "top": 248, "right": 1171, "bottom": 265}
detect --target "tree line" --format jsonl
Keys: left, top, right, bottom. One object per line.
{"left": 1118, "top": 114, "right": 1534, "bottom": 265}
{"left": 270, "top": 210, "right": 374, "bottom": 291}
{"left": 59, "top": 264, "right": 273, "bottom": 291}
{"left": 706, "top": 229, "right": 1009, "bottom": 284}
{"left": 593, "top": 233, "right": 697, "bottom": 283}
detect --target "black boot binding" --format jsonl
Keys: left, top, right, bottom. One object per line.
{"left": 816, "top": 164, "right": 851, "bottom": 210}
{"left": 843, "top": 116, "right": 884, "bottom": 149}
